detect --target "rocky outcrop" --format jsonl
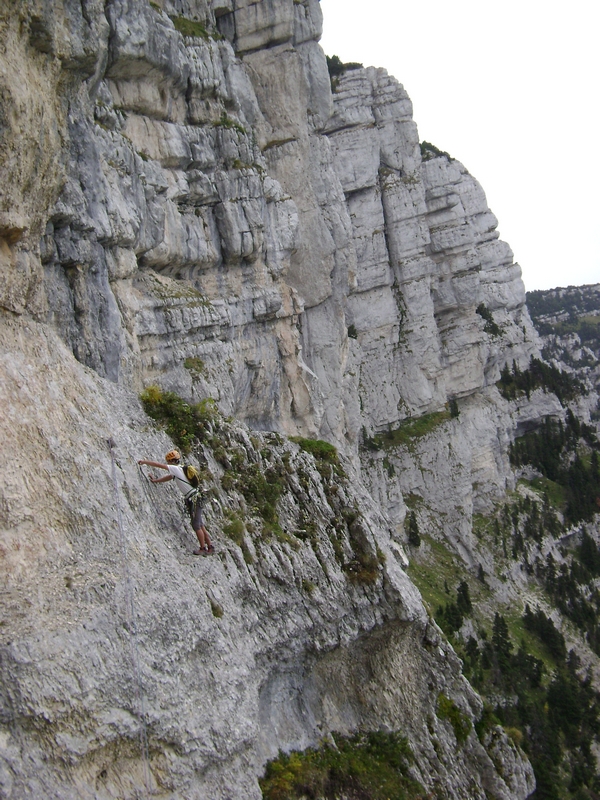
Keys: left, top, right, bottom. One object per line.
{"left": 0, "top": 315, "right": 535, "bottom": 799}
{"left": 0, "top": 0, "right": 548, "bottom": 797}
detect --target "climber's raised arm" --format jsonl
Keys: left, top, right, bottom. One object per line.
{"left": 138, "top": 459, "right": 169, "bottom": 470}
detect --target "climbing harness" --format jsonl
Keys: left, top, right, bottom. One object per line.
{"left": 108, "top": 439, "right": 152, "bottom": 798}
{"left": 184, "top": 485, "right": 204, "bottom": 510}
{"left": 141, "top": 461, "right": 204, "bottom": 515}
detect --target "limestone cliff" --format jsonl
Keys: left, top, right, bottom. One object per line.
{"left": 0, "top": 1, "right": 560, "bottom": 797}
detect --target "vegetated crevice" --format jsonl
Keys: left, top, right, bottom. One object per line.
{"left": 139, "top": 386, "right": 385, "bottom": 584}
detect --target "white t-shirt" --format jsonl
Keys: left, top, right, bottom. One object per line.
{"left": 168, "top": 464, "right": 194, "bottom": 496}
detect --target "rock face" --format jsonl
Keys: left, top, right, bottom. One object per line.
{"left": 527, "top": 283, "right": 600, "bottom": 428}
{"left": 0, "top": 1, "right": 546, "bottom": 797}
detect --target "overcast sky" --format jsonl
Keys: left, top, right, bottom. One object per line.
{"left": 320, "top": 0, "right": 599, "bottom": 292}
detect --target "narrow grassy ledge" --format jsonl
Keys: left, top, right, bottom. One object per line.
{"left": 368, "top": 410, "right": 451, "bottom": 451}
{"left": 170, "top": 15, "right": 210, "bottom": 39}
{"left": 213, "top": 111, "right": 246, "bottom": 134}
{"left": 143, "top": 272, "right": 212, "bottom": 307}
{"left": 139, "top": 388, "right": 384, "bottom": 585}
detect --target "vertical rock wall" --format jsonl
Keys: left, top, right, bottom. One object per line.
{"left": 0, "top": 1, "right": 545, "bottom": 797}
{"left": 2, "top": 0, "right": 538, "bottom": 448}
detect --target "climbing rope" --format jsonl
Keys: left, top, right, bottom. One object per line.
{"left": 108, "top": 439, "right": 152, "bottom": 798}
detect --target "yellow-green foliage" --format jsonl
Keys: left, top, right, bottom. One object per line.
{"left": 505, "top": 726, "right": 524, "bottom": 747}
{"left": 140, "top": 386, "right": 218, "bottom": 453}
{"left": 223, "top": 513, "right": 245, "bottom": 546}
{"left": 260, "top": 731, "right": 424, "bottom": 800}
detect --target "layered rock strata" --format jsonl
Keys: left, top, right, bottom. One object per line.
{"left": 3, "top": 0, "right": 538, "bottom": 443}
{"left": 0, "top": 0, "right": 548, "bottom": 796}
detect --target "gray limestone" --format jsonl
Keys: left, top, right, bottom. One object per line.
{"left": 0, "top": 0, "right": 552, "bottom": 796}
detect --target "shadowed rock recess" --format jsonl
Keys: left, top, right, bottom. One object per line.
{"left": 5, "top": 0, "right": 594, "bottom": 798}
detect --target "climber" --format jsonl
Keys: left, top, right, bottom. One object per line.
{"left": 138, "top": 450, "right": 214, "bottom": 556}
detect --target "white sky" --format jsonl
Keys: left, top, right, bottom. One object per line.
{"left": 319, "top": 0, "right": 600, "bottom": 292}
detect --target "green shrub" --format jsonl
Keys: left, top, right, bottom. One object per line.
{"left": 184, "top": 356, "right": 205, "bottom": 374}
{"left": 325, "top": 55, "right": 363, "bottom": 91}
{"left": 290, "top": 437, "right": 345, "bottom": 479}
{"left": 406, "top": 511, "right": 421, "bottom": 547}
{"left": 223, "top": 514, "right": 245, "bottom": 545}
{"left": 222, "top": 463, "right": 287, "bottom": 539}
{"left": 420, "top": 141, "right": 453, "bottom": 161}
{"left": 140, "top": 386, "right": 218, "bottom": 453}
{"left": 260, "top": 730, "right": 424, "bottom": 800}
{"left": 223, "top": 512, "right": 254, "bottom": 563}
{"left": 476, "top": 303, "right": 501, "bottom": 336}
{"left": 382, "top": 456, "right": 395, "bottom": 478}
{"left": 325, "top": 55, "right": 363, "bottom": 78}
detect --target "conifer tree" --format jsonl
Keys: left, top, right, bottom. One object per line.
{"left": 492, "top": 613, "right": 513, "bottom": 674}
{"left": 406, "top": 511, "right": 421, "bottom": 547}
{"left": 457, "top": 580, "right": 472, "bottom": 616}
